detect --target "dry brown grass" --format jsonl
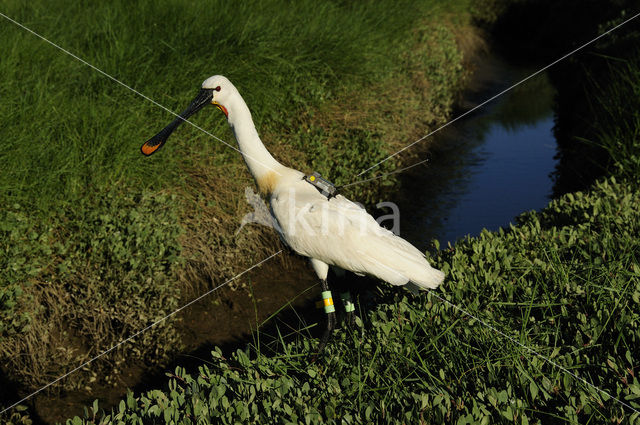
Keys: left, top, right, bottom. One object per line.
{"left": 2, "top": 274, "right": 177, "bottom": 394}
{"left": 176, "top": 162, "right": 287, "bottom": 297}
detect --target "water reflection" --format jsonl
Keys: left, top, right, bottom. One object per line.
{"left": 397, "top": 56, "right": 558, "bottom": 247}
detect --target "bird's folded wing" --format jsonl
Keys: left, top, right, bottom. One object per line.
{"left": 271, "top": 193, "right": 441, "bottom": 287}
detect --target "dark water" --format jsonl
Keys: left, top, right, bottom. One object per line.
{"left": 397, "top": 56, "right": 558, "bottom": 248}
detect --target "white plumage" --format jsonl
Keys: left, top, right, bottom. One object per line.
{"left": 269, "top": 172, "right": 444, "bottom": 289}
{"left": 143, "top": 75, "right": 445, "bottom": 291}
{"left": 205, "top": 75, "right": 445, "bottom": 291}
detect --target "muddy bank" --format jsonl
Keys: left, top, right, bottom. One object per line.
{"left": 29, "top": 254, "right": 318, "bottom": 422}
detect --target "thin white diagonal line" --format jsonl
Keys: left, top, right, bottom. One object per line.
{"left": 0, "top": 11, "right": 287, "bottom": 417}
{"left": 0, "top": 11, "right": 281, "bottom": 175}
{"left": 0, "top": 250, "right": 282, "bottom": 415}
{"left": 364, "top": 256, "right": 639, "bottom": 415}
{"left": 338, "top": 158, "right": 429, "bottom": 189}
{"left": 355, "top": 10, "right": 640, "bottom": 178}
{"left": 426, "top": 289, "right": 640, "bottom": 415}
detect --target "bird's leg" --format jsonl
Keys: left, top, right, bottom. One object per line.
{"left": 315, "top": 278, "right": 336, "bottom": 355}
{"left": 340, "top": 291, "right": 356, "bottom": 327}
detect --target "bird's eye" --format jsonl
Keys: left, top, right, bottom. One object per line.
{"left": 215, "top": 86, "right": 221, "bottom": 92}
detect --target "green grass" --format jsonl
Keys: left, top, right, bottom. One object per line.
{"left": 0, "top": 0, "right": 476, "bottom": 415}
{"left": 55, "top": 11, "right": 640, "bottom": 425}
{"left": 585, "top": 53, "right": 640, "bottom": 181}
{"left": 1, "top": 191, "right": 183, "bottom": 389}
{"left": 0, "top": 0, "right": 468, "bottom": 208}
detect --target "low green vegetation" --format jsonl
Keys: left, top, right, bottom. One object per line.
{"left": 0, "top": 0, "right": 476, "bottom": 415}
{"left": 1, "top": 192, "right": 182, "bottom": 389}
{"left": 64, "top": 16, "right": 640, "bottom": 425}
{"left": 62, "top": 176, "right": 640, "bottom": 425}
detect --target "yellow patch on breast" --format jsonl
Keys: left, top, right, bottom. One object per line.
{"left": 257, "top": 171, "right": 279, "bottom": 196}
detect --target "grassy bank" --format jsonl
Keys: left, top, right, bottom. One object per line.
{"left": 0, "top": 0, "right": 477, "bottom": 418}
{"left": 58, "top": 8, "right": 640, "bottom": 425}
{"left": 61, "top": 175, "right": 640, "bottom": 424}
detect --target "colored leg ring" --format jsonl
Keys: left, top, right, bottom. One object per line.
{"left": 322, "top": 290, "right": 335, "bottom": 314}
{"left": 340, "top": 292, "right": 355, "bottom": 313}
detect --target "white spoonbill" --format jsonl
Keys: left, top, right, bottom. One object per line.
{"left": 141, "top": 75, "right": 445, "bottom": 351}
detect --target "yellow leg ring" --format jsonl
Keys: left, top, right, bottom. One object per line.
{"left": 322, "top": 291, "right": 335, "bottom": 314}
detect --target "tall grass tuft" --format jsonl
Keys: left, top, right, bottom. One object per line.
{"left": 0, "top": 0, "right": 462, "bottom": 210}
{"left": 589, "top": 53, "right": 640, "bottom": 180}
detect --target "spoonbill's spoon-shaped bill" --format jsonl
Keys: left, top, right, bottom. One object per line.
{"left": 140, "top": 88, "right": 214, "bottom": 156}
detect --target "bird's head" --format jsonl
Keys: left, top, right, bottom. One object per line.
{"left": 202, "top": 75, "right": 236, "bottom": 119}
{"left": 140, "top": 74, "right": 235, "bottom": 156}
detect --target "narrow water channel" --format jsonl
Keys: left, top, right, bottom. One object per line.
{"left": 397, "top": 55, "right": 558, "bottom": 248}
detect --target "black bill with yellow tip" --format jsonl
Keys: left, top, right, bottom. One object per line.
{"left": 141, "top": 88, "right": 214, "bottom": 156}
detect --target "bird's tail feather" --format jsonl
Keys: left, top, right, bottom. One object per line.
{"left": 359, "top": 233, "right": 445, "bottom": 290}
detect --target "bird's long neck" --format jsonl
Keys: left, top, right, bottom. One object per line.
{"left": 227, "top": 95, "right": 285, "bottom": 194}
